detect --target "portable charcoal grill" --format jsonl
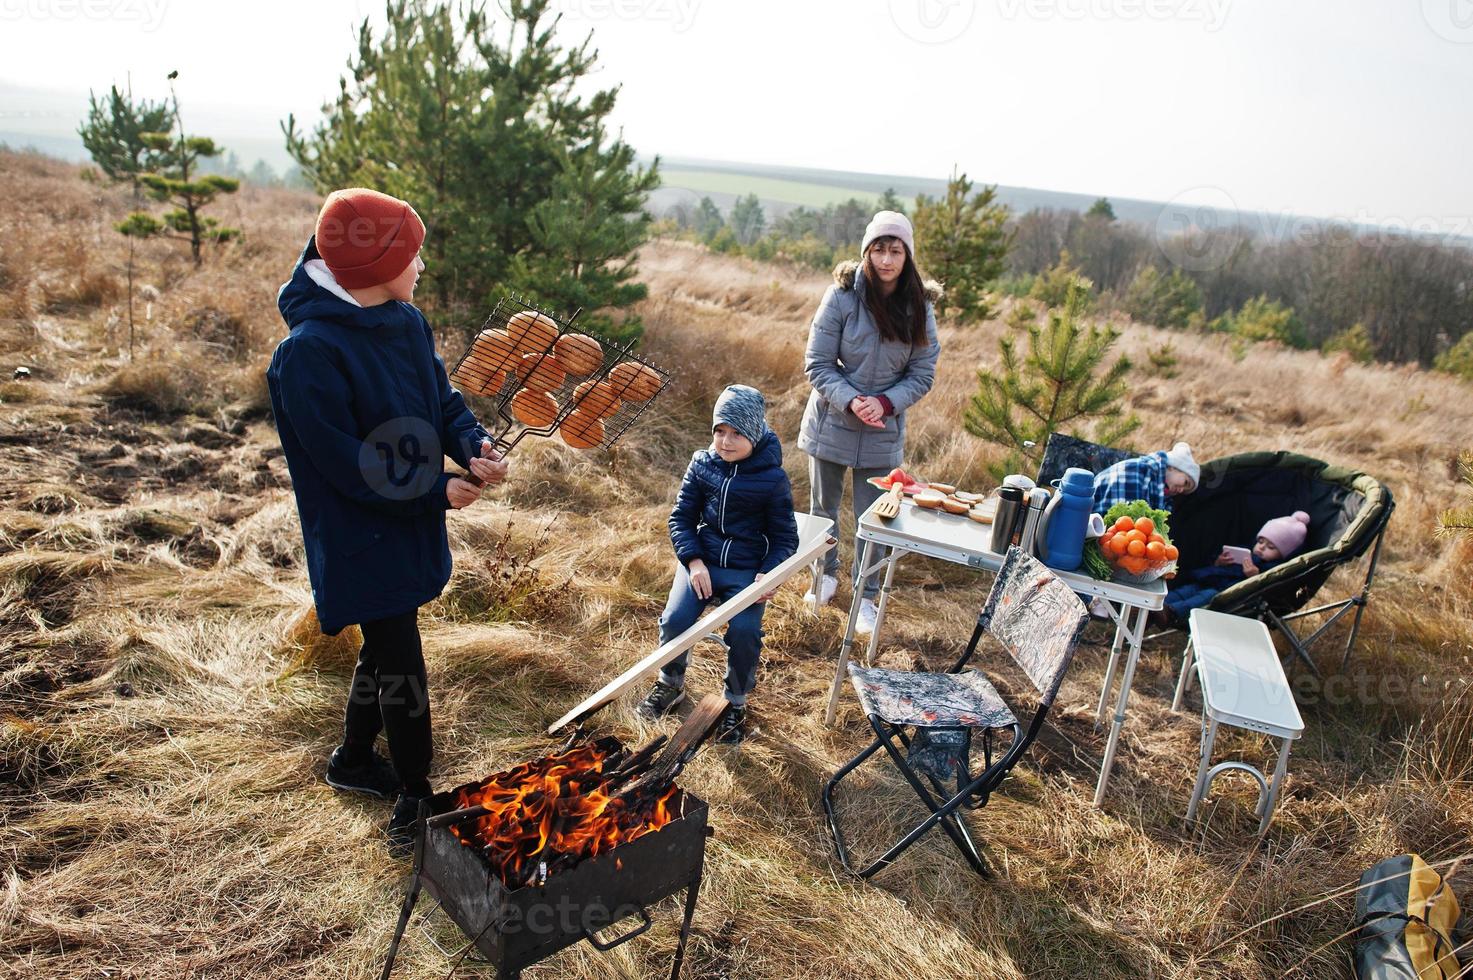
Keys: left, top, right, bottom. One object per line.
{"left": 447, "top": 296, "right": 672, "bottom": 459}
{"left": 381, "top": 696, "right": 729, "bottom": 979}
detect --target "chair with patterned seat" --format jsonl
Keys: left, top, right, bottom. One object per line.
{"left": 821, "top": 547, "right": 1089, "bottom": 879}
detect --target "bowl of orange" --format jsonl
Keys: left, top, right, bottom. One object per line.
{"left": 1098, "top": 514, "right": 1179, "bottom": 584}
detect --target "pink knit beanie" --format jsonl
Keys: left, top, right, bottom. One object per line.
{"left": 1258, "top": 511, "right": 1310, "bottom": 556}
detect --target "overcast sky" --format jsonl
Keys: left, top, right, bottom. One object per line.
{"left": 3, "top": 0, "right": 1470, "bottom": 228}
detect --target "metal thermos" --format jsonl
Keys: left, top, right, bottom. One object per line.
{"left": 1018, "top": 487, "right": 1051, "bottom": 555}
{"left": 990, "top": 487, "right": 1025, "bottom": 553}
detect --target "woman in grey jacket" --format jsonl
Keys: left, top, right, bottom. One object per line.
{"left": 797, "top": 210, "right": 941, "bottom": 634}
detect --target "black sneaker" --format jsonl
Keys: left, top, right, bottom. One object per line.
{"left": 386, "top": 794, "right": 427, "bottom": 859}
{"left": 636, "top": 681, "right": 686, "bottom": 719}
{"left": 326, "top": 746, "right": 401, "bottom": 799}
{"left": 714, "top": 705, "right": 749, "bottom": 746}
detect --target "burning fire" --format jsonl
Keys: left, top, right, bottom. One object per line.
{"left": 448, "top": 738, "right": 680, "bottom": 886}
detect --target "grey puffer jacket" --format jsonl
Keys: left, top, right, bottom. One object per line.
{"left": 797, "top": 261, "right": 942, "bottom": 470}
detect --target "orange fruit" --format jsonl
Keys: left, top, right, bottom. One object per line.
{"left": 559, "top": 410, "right": 605, "bottom": 449}
{"left": 553, "top": 333, "right": 604, "bottom": 376}
{"left": 1164, "top": 544, "right": 1179, "bottom": 560}
{"left": 1145, "top": 541, "right": 1165, "bottom": 561}
{"left": 506, "top": 310, "right": 559, "bottom": 353}
{"left": 1126, "top": 530, "right": 1146, "bottom": 545}
{"left": 1113, "top": 516, "right": 1133, "bottom": 533}
{"left": 514, "top": 353, "right": 567, "bottom": 392}
{"left": 1135, "top": 517, "right": 1155, "bottom": 536}
{"left": 571, "top": 379, "right": 622, "bottom": 420}
{"left": 1109, "top": 536, "right": 1129, "bottom": 557}
{"left": 1100, "top": 533, "right": 1114, "bottom": 550}
{"left": 607, "top": 360, "right": 663, "bottom": 402}
{"left": 511, "top": 389, "right": 559, "bottom": 428}
{"left": 1127, "top": 539, "right": 1146, "bottom": 557}
{"left": 1149, "top": 532, "right": 1165, "bottom": 545}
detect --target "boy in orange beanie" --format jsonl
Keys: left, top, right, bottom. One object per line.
{"left": 267, "top": 188, "right": 507, "bottom": 855}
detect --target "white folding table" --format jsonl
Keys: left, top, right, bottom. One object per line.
{"left": 1172, "top": 608, "right": 1304, "bottom": 833}
{"left": 822, "top": 497, "right": 1165, "bottom": 806}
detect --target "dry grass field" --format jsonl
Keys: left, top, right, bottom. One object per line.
{"left": 2, "top": 148, "right": 1472, "bottom": 979}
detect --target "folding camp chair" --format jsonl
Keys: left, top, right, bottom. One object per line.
{"left": 821, "top": 547, "right": 1089, "bottom": 879}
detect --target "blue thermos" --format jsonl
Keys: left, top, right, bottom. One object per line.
{"left": 1036, "top": 467, "right": 1095, "bottom": 571}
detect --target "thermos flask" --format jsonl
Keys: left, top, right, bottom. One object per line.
{"left": 990, "top": 486, "right": 1025, "bottom": 553}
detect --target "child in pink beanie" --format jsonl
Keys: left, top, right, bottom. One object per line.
{"left": 1163, "top": 510, "right": 1311, "bottom": 622}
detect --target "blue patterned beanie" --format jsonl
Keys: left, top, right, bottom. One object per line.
{"left": 712, "top": 384, "right": 768, "bottom": 445}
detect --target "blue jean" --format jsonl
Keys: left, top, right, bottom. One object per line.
{"left": 656, "top": 561, "right": 765, "bottom": 707}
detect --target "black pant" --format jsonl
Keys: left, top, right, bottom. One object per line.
{"left": 343, "top": 608, "right": 432, "bottom": 798}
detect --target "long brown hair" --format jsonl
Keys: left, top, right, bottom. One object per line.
{"left": 862, "top": 238, "right": 929, "bottom": 345}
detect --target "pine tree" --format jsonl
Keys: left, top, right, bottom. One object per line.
{"left": 282, "top": 0, "right": 658, "bottom": 337}
{"left": 877, "top": 187, "right": 905, "bottom": 214}
{"left": 78, "top": 83, "right": 174, "bottom": 192}
{"left": 1086, "top": 197, "right": 1116, "bottom": 221}
{"left": 730, "top": 193, "right": 765, "bottom": 246}
{"left": 964, "top": 280, "right": 1138, "bottom": 479}
{"left": 693, "top": 197, "right": 724, "bottom": 241}
{"left": 120, "top": 73, "right": 241, "bottom": 267}
{"left": 912, "top": 168, "right": 1011, "bottom": 324}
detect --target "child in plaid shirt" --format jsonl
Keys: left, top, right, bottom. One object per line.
{"left": 1092, "top": 441, "right": 1199, "bottom": 515}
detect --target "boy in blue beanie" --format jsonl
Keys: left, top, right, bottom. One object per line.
{"left": 638, "top": 385, "right": 799, "bottom": 744}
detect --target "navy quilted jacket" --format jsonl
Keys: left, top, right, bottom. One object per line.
{"left": 668, "top": 431, "right": 799, "bottom": 573}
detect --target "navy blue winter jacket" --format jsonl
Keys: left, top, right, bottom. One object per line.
{"left": 668, "top": 431, "right": 799, "bottom": 573}
{"left": 266, "top": 237, "right": 490, "bottom": 634}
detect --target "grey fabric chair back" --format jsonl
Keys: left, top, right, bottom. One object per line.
{"left": 977, "top": 548, "right": 1090, "bottom": 705}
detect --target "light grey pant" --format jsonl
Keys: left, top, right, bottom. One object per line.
{"left": 809, "top": 456, "right": 890, "bottom": 600}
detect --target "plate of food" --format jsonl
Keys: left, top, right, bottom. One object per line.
{"left": 867, "top": 466, "right": 929, "bottom": 495}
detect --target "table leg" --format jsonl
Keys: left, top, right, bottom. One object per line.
{"left": 862, "top": 547, "right": 900, "bottom": 667}
{"left": 825, "top": 540, "right": 872, "bottom": 726}
{"left": 1171, "top": 637, "right": 1196, "bottom": 713}
{"left": 1095, "top": 603, "right": 1128, "bottom": 728}
{"left": 1258, "top": 736, "right": 1294, "bottom": 834}
{"left": 1185, "top": 716, "right": 1220, "bottom": 824}
{"left": 1093, "top": 603, "right": 1149, "bottom": 807}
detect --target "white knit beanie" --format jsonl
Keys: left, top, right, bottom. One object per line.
{"left": 1163, "top": 441, "right": 1200, "bottom": 489}
{"left": 860, "top": 210, "right": 915, "bottom": 260}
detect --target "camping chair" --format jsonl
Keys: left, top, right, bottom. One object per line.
{"left": 821, "top": 547, "right": 1089, "bottom": 879}
{"left": 1037, "top": 435, "right": 1395, "bottom": 675}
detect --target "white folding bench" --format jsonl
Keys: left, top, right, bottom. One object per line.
{"left": 1171, "top": 608, "right": 1305, "bottom": 834}
{"left": 548, "top": 513, "right": 835, "bottom": 734}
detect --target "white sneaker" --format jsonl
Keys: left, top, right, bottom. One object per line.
{"left": 804, "top": 574, "right": 839, "bottom": 608}
{"left": 855, "top": 598, "right": 878, "bottom": 635}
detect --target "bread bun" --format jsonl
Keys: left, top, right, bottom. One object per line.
{"left": 607, "top": 360, "right": 662, "bottom": 402}
{"left": 511, "top": 389, "right": 559, "bottom": 428}
{"left": 506, "top": 310, "right": 559, "bottom": 353}
{"left": 459, "top": 329, "right": 519, "bottom": 394}
{"left": 571, "top": 379, "right": 622, "bottom": 420}
{"left": 953, "top": 491, "right": 986, "bottom": 504}
{"left": 967, "top": 508, "right": 993, "bottom": 524}
{"left": 514, "top": 352, "right": 566, "bottom": 392}
{"left": 928, "top": 482, "right": 957, "bottom": 495}
{"left": 559, "top": 410, "right": 605, "bottom": 449}
{"left": 553, "top": 333, "right": 603, "bottom": 376}
{"left": 914, "top": 489, "right": 946, "bottom": 509}
{"left": 941, "top": 497, "right": 971, "bottom": 515}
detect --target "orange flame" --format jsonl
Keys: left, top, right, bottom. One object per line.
{"left": 447, "top": 740, "right": 679, "bottom": 886}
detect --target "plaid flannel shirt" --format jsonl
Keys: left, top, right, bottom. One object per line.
{"left": 1092, "top": 451, "right": 1171, "bottom": 515}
